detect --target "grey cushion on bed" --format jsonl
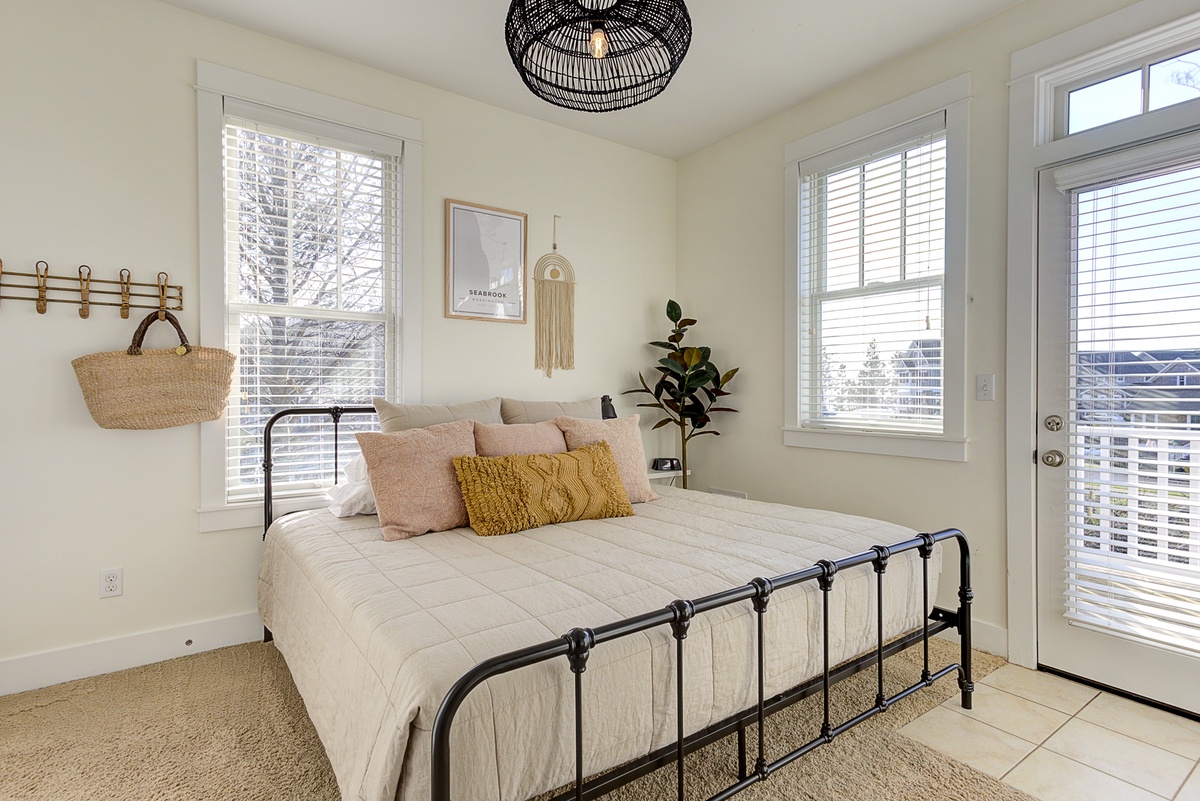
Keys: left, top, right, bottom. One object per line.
{"left": 500, "top": 397, "right": 603, "bottom": 424}
{"left": 373, "top": 396, "right": 502, "bottom": 433}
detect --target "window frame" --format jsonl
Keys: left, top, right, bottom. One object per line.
{"left": 783, "top": 74, "right": 971, "bottom": 462}
{"left": 195, "top": 63, "right": 423, "bottom": 532}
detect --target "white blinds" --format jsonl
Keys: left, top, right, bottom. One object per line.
{"left": 799, "top": 124, "right": 947, "bottom": 435}
{"left": 1062, "top": 153, "right": 1200, "bottom": 657}
{"left": 222, "top": 115, "right": 401, "bottom": 503}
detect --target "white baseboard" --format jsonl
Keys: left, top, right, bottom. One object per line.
{"left": 0, "top": 611, "right": 263, "bottom": 697}
{"left": 936, "top": 618, "right": 1009, "bottom": 659}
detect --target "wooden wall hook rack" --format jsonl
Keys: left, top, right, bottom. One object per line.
{"left": 0, "top": 258, "right": 184, "bottom": 318}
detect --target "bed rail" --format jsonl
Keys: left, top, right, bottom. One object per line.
{"left": 430, "top": 529, "right": 973, "bottom": 801}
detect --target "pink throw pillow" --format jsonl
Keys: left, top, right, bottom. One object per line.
{"left": 474, "top": 421, "right": 568, "bottom": 457}
{"left": 554, "top": 414, "right": 659, "bottom": 504}
{"left": 356, "top": 419, "right": 477, "bottom": 540}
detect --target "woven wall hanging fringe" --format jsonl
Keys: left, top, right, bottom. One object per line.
{"left": 533, "top": 217, "right": 575, "bottom": 378}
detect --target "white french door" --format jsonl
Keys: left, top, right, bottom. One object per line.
{"left": 1036, "top": 134, "right": 1200, "bottom": 714}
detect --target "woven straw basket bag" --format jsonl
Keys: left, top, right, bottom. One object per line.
{"left": 72, "top": 311, "right": 236, "bottom": 430}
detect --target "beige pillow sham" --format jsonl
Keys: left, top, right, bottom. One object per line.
{"left": 373, "top": 396, "right": 501, "bottom": 433}
{"left": 500, "top": 397, "right": 603, "bottom": 424}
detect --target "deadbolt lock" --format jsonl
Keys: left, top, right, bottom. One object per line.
{"left": 1044, "top": 415, "right": 1065, "bottom": 432}
{"left": 1041, "top": 450, "right": 1065, "bottom": 467}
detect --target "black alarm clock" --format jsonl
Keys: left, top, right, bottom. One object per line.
{"left": 651, "top": 457, "right": 682, "bottom": 471}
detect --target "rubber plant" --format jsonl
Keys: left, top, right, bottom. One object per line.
{"left": 624, "top": 299, "right": 739, "bottom": 489}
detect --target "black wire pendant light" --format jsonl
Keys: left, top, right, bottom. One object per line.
{"left": 505, "top": 0, "right": 692, "bottom": 113}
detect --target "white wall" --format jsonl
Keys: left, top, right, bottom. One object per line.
{"left": 674, "top": 0, "right": 1142, "bottom": 653}
{"left": 0, "top": 0, "right": 675, "bottom": 680}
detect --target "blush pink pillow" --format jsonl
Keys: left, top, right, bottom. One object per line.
{"left": 474, "top": 421, "right": 568, "bottom": 457}
{"left": 555, "top": 414, "right": 659, "bottom": 504}
{"left": 356, "top": 419, "right": 477, "bottom": 540}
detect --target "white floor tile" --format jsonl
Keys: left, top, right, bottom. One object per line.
{"left": 899, "top": 704, "right": 1035, "bottom": 779}
{"left": 1040, "top": 718, "right": 1193, "bottom": 798}
{"left": 1075, "top": 692, "right": 1200, "bottom": 761}
{"left": 1176, "top": 766, "right": 1200, "bottom": 801}
{"left": 942, "top": 682, "right": 1069, "bottom": 744}
{"left": 979, "top": 665, "right": 1098, "bottom": 715}
{"left": 1002, "top": 748, "right": 1162, "bottom": 801}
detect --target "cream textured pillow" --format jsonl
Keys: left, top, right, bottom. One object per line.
{"left": 474, "top": 421, "right": 568, "bottom": 457}
{"left": 373, "top": 396, "right": 501, "bottom": 433}
{"left": 356, "top": 420, "right": 477, "bottom": 540}
{"left": 500, "top": 397, "right": 603, "bottom": 424}
{"left": 555, "top": 414, "right": 659, "bottom": 504}
{"left": 453, "top": 442, "right": 634, "bottom": 536}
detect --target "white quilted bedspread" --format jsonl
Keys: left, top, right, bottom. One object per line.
{"left": 258, "top": 487, "right": 941, "bottom": 801}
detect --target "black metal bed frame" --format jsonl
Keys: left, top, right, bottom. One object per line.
{"left": 260, "top": 404, "right": 974, "bottom": 801}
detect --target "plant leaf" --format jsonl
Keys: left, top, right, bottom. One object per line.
{"left": 709, "top": 406, "right": 738, "bottom": 413}
{"left": 649, "top": 340, "right": 676, "bottom": 351}
{"left": 682, "top": 347, "right": 703, "bottom": 368}
{"left": 651, "top": 418, "right": 673, "bottom": 430}
{"left": 666, "top": 299, "right": 682, "bottom": 323}
{"left": 677, "top": 318, "right": 697, "bottom": 328}
{"left": 658, "top": 357, "right": 685, "bottom": 375}
{"left": 720, "top": 368, "right": 740, "bottom": 386}
{"left": 668, "top": 332, "right": 683, "bottom": 344}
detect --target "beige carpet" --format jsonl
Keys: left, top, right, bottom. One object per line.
{"left": 0, "top": 638, "right": 1033, "bottom": 801}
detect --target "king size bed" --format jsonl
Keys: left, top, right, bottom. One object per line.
{"left": 256, "top": 402, "right": 973, "bottom": 801}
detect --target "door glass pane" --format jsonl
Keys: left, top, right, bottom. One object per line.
{"left": 1148, "top": 47, "right": 1200, "bottom": 112}
{"left": 1067, "top": 162, "right": 1200, "bottom": 656}
{"left": 1068, "top": 71, "right": 1143, "bottom": 135}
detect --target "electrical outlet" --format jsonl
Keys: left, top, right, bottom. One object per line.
{"left": 99, "top": 568, "right": 123, "bottom": 598}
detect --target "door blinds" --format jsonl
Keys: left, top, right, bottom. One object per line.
{"left": 1058, "top": 137, "right": 1200, "bottom": 657}
{"left": 798, "top": 115, "right": 947, "bottom": 435}
{"left": 222, "top": 111, "right": 401, "bottom": 503}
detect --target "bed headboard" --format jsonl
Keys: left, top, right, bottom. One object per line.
{"left": 262, "top": 395, "right": 618, "bottom": 535}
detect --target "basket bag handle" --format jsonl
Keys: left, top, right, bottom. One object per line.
{"left": 126, "top": 310, "right": 193, "bottom": 356}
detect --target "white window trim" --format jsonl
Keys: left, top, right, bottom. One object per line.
{"left": 783, "top": 74, "right": 971, "bottom": 462}
{"left": 1005, "top": 0, "right": 1200, "bottom": 667}
{"left": 195, "top": 62, "right": 423, "bottom": 532}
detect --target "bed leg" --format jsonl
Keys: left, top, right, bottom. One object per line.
{"left": 736, "top": 720, "right": 747, "bottom": 780}
{"left": 955, "top": 533, "right": 975, "bottom": 710}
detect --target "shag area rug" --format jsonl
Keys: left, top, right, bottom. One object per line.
{"left": 0, "top": 638, "right": 1033, "bottom": 801}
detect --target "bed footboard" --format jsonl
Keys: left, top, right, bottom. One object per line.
{"left": 431, "top": 529, "right": 973, "bottom": 801}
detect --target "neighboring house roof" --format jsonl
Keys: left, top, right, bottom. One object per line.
{"left": 1076, "top": 350, "right": 1200, "bottom": 416}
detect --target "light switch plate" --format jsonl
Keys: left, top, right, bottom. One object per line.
{"left": 976, "top": 374, "right": 995, "bottom": 402}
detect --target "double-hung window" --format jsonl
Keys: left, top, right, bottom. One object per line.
{"left": 784, "top": 76, "right": 969, "bottom": 460}
{"left": 196, "top": 63, "right": 422, "bottom": 530}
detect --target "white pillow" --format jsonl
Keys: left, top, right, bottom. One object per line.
{"left": 327, "top": 454, "right": 377, "bottom": 517}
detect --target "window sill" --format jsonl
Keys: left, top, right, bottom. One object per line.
{"left": 197, "top": 495, "right": 329, "bottom": 533}
{"left": 782, "top": 427, "right": 968, "bottom": 462}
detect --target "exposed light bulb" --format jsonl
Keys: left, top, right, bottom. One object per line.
{"left": 589, "top": 22, "right": 609, "bottom": 59}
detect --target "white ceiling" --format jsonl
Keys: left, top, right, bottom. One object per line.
{"left": 160, "top": 0, "right": 1027, "bottom": 159}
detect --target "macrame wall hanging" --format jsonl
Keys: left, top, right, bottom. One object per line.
{"left": 533, "top": 216, "right": 575, "bottom": 378}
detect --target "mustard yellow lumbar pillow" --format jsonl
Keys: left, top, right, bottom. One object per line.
{"left": 453, "top": 441, "right": 635, "bottom": 536}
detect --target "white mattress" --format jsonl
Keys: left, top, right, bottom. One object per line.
{"left": 258, "top": 486, "right": 941, "bottom": 801}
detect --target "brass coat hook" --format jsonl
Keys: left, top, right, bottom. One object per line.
{"left": 78, "top": 265, "right": 92, "bottom": 319}
{"left": 35, "top": 261, "right": 49, "bottom": 314}
{"left": 119, "top": 269, "right": 132, "bottom": 319}
{"left": 157, "top": 271, "right": 169, "bottom": 321}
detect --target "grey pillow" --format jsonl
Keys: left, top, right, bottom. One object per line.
{"left": 373, "top": 396, "right": 502, "bottom": 433}
{"left": 501, "top": 397, "right": 603, "bottom": 425}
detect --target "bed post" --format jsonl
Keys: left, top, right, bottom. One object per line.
{"left": 954, "top": 531, "right": 975, "bottom": 709}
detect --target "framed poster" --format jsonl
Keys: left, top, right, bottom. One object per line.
{"left": 445, "top": 199, "right": 528, "bottom": 323}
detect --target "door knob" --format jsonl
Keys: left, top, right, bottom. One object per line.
{"left": 1041, "top": 450, "right": 1065, "bottom": 467}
